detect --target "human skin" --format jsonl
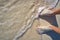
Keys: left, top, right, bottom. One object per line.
{"left": 51, "top": 8, "right": 60, "bottom": 15}
{"left": 50, "top": 25, "right": 60, "bottom": 34}
{"left": 37, "top": 8, "right": 60, "bottom": 34}
{"left": 50, "top": 8, "right": 60, "bottom": 34}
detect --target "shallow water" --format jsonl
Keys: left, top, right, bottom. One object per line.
{"left": 0, "top": 0, "right": 40, "bottom": 40}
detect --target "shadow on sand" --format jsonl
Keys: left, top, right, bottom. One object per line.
{"left": 39, "top": 15, "right": 60, "bottom": 40}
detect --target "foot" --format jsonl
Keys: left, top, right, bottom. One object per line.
{"left": 36, "top": 26, "right": 52, "bottom": 34}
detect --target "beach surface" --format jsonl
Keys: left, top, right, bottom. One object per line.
{"left": 0, "top": 0, "right": 60, "bottom": 40}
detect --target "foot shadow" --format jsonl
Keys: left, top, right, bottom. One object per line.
{"left": 38, "top": 15, "right": 60, "bottom": 40}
